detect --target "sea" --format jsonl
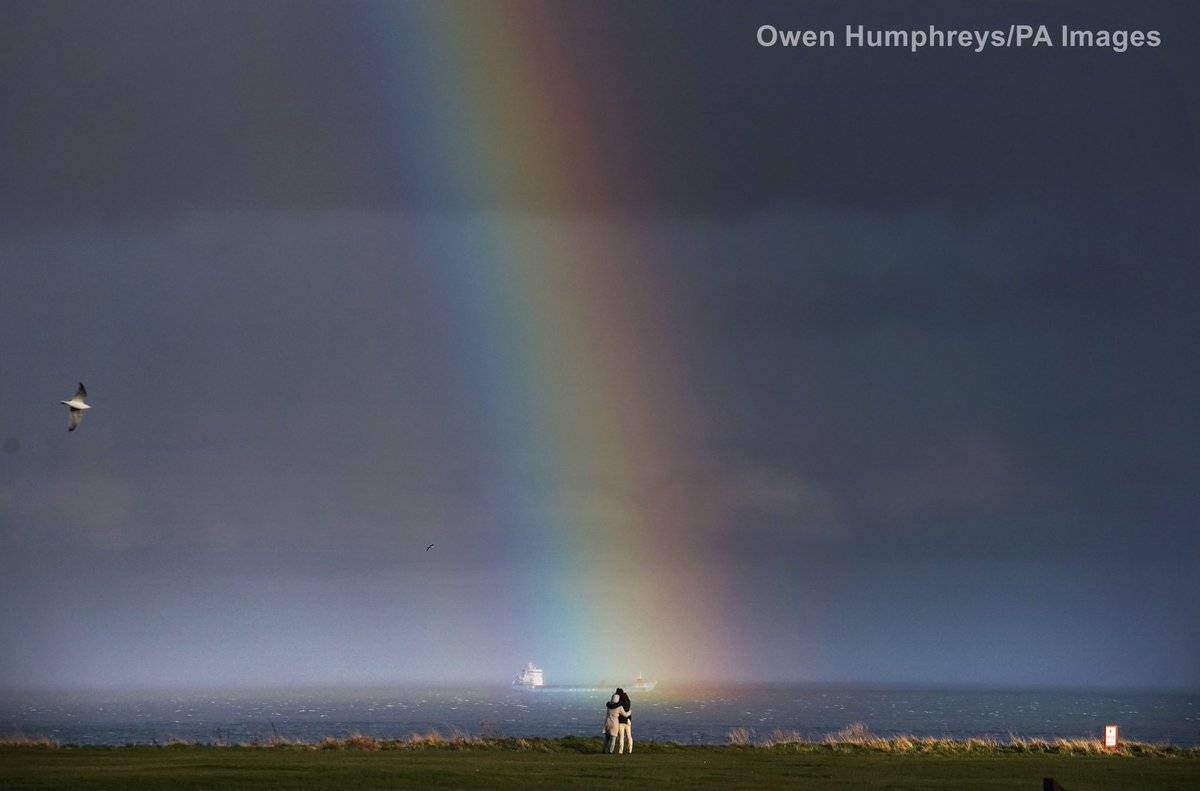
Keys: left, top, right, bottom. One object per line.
{"left": 2, "top": 684, "right": 1196, "bottom": 747}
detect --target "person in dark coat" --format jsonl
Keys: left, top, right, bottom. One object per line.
{"left": 615, "top": 687, "right": 633, "bottom": 753}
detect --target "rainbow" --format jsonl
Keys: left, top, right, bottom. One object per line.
{"left": 353, "top": 2, "right": 735, "bottom": 681}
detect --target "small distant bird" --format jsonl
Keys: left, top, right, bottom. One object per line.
{"left": 426, "top": 544, "right": 435, "bottom": 552}
{"left": 61, "top": 382, "right": 91, "bottom": 432}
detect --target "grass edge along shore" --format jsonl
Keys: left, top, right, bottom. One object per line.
{"left": 4, "top": 729, "right": 1198, "bottom": 791}
{"left": 4, "top": 721, "right": 1198, "bottom": 756}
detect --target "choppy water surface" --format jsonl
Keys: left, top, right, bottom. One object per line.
{"left": 2, "top": 685, "right": 1196, "bottom": 746}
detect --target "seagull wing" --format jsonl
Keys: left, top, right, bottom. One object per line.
{"left": 75, "top": 382, "right": 87, "bottom": 400}
{"left": 68, "top": 408, "right": 83, "bottom": 432}
{"left": 426, "top": 544, "right": 435, "bottom": 551}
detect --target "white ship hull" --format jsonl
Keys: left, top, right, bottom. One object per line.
{"left": 513, "top": 661, "right": 545, "bottom": 689}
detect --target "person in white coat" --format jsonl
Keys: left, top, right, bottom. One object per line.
{"left": 602, "top": 693, "right": 623, "bottom": 753}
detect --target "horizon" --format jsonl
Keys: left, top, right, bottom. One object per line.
{"left": 6, "top": 678, "right": 1200, "bottom": 697}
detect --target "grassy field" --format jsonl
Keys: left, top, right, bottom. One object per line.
{"left": 2, "top": 739, "right": 1198, "bottom": 790}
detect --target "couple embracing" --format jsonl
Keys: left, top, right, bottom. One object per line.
{"left": 602, "top": 687, "right": 633, "bottom": 754}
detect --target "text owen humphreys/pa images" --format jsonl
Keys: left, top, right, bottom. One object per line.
{"left": 757, "top": 24, "right": 1162, "bottom": 54}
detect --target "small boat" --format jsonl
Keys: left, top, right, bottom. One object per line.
{"left": 632, "top": 673, "right": 656, "bottom": 692}
{"left": 512, "top": 661, "right": 545, "bottom": 689}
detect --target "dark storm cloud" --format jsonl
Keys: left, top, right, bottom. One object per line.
{"left": 645, "top": 188, "right": 1200, "bottom": 561}
{"left": 4, "top": 1, "right": 1198, "bottom": 224}
{"left": 1, "top": 2, "right": 376, "bottom": 225}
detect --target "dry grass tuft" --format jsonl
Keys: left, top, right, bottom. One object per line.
{"left": 404, "top": 730, "right": 445, "bottom": 748}
{"left": 758, "top": 729, "right": 806, "bottom": 747}
{"left": 300, "top": 729, "right": 524, "bottom": 752}
{"left": 265, "top": 736, "right": 308, "bottom": 750}
{"left": 344, "top": 733, "right": 381, "bottom": 751}
{"left": 314, "top": 733, "right": 382, "bottom": 751}
{"left": 0, "top": 735, "right": 59, "bottom": 748}
{"left": 825, "top": 722, "right": 875, "bottom": 745}
{"left": 726, "top": 727, "right": 754, "bottom": 746}
{"left": 444, "top": 727, "right": 487, "bottom": 749}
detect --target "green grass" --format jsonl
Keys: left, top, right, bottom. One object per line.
{"left": 2, "top": 740, "right": 1197, "bottom": 790}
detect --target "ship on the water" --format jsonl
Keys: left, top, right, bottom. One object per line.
{"left": 512, "top": 661, "right": 545, "bottom": 689}
{"left": 511, "top": 662, "right": 656, "bottom": 692}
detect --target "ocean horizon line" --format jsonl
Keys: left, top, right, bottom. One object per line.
{"left": 4, "top": 679, "right": 1198, "bottom": 697}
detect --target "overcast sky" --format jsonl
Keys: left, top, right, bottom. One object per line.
{"left": 2, "top": 1, "right": 1198, "bottom": 689}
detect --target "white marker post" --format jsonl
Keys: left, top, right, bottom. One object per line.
{"left": 1104, "top": 724, "right": 1119, "bottom": 749}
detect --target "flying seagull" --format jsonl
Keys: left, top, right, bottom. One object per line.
{"left": 61, "top": 382, "right": 91, "bottom": 432}
{"left": 426, "top": 544, "right": 435, "bottom": 552}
